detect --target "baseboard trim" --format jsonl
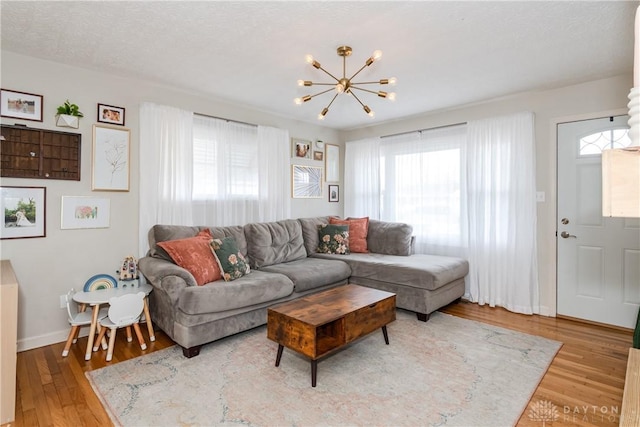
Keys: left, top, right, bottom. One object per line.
{"left": 17, "top": 328, "right": 89, "bottom": 352}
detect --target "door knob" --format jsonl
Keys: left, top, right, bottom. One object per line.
{"left": 560, "top": 231, "right": 577, "bottom": 238}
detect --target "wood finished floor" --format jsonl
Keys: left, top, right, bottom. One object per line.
{"left": 8, "top": 301, "right": 634, "bottom": 427}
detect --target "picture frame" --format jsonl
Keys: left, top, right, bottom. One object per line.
{"left": 0, "top": 89, "right": 43, "bottom": 122}
{"left": 328, "top": 184, "right": 339, "bottom": 203}
{"left": 61, "top": 196, "right": 110, "bottom": 229}
{"left": 92, "top": 125, "right": 131, "bottom": 191}
{"left": 313, "top": 150, "right": 324, "bottom": 161}
{"left": 0, "top": 186, "right": 46, "bottom": 239}
{"left": 292, "top": 138, "right": 312, "bottom": 159}
{"left": 325, "top": 143, "right": 340, "bottom": 183}
{"left": 292, "top": 165, "right": 323, "bottom": 198}
{"left": 97, "top": 103, "right": 125, "bottom": 126}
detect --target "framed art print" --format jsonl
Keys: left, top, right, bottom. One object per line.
{"left": 0, "top": 186, "right": 46, "bottom": 239}
{"left": 328, "top": 184, "right": 339, "bottom": 202}
{"left": 325, "top": 143, "right": 340, "bottom": 183}
{"left": 0, "top": 89, "right": 43, "bottom": 122}
{"left": 61, "top": 196, "right": 110, "bottom": 229}
{"left": 92, "top": 125, "right": 130, "bottom": 191}
{"left": 292, "top": 138, "right": 312, "bottom": 159}
{"left": 292, "top": 165, "right": 322, "bottom": 198}
{"left": 97, "top": 103, "right": 125, "bottom": 126}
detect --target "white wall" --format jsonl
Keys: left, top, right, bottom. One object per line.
{"left": 0, "top": 51, "right": 343, "bottom": 350}
{"left": 340, "top": 73, "right": 633, "bottom": 317}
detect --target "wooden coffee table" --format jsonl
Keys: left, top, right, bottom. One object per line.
{"left": 267, "top": 284, "right": 396, "bottom": 387}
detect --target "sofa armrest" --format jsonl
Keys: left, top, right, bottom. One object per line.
{"left": 138, "top": 256, "right": 195, "bottom": 305}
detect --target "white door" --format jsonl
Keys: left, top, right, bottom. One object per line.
{"left": 557, "top": 116, "right": 640, "bottom": 328}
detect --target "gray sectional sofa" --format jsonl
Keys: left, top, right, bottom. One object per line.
{"left": 138, "top": 216, "right": 469, "bottom": 358}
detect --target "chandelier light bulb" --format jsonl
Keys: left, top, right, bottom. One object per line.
{"left": 297, "top": 80, "right": 305, "bottom": 87}
{"left": 388, "top": 77, "right": 397, "bottom": 86}
{"left": 294, "top": 97, "right": 303, "bottom": 105}
{"left": 388, "top": 92, "right": 396, "bottom": 101}
{"left": 305, "top": 54, "right": 314, "bottom": 64}
{"left": 318, "top": 108, "right": 329, "bottom": 120}
{"left": 372, "top": 50, "right": 383, "bottom": 61}
{"left": 335, "top": 83, "right": 345, "bottom": 93}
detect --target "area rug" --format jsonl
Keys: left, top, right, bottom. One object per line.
{"left": 86, "top": 310, "right": 561, "bottom": 427}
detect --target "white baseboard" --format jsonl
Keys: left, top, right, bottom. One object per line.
{"left": 17, "top": 328, "right": 90, "bottom": 352}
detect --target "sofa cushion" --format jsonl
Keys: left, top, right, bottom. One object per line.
{"left": 317, "top": 224, "right": 350, "bottom": 254}
{"left": 261, "top": 257, "right": 351, "bottom": 292}
{"left": 330, "top": 216, "right": 369, "bottom": 253}
{"left": 156, "top": 229, "right": 222, "bottom": 286}
{"left": 210, "top": 237, "right": 251, "bottom": 282}
{"left": 244, "top": 219, "right": 307, "bottom": 268}
{"left": 178, "top": 270, "right": 294, "bottom": 315}
{"left": 312, "top": 252, "right": 469, "bottom": 291}
{"left": 367, "top": 220, "right": 413, "bottom": 256}
{"left": 298, "top": 216, "right": 331, "bottom": 256}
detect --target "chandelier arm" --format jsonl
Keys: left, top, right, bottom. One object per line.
{"left": 349, "top": 90, "right": 367, "bottom": 108}
{"left": 317, "top": 66, "right": 341, "bottom": 82}
{"left": 350, "top": 86, "right": 379, "bottom": 96}
{"left": 308, "top": 82, "right": 339, "bottom": 86}
{"left": 308, "top": 87, "right": 336, "bottom": 100}
{"left": 348, "top": 63, "right": 371, "bottom": 81}
{"left": 352, "top": 81, "right": 387, "bottom": 85}
{"left": 325, "top": 92, "right": 340, "bottom": 110}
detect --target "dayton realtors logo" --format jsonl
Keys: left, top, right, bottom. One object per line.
{"left": 528, "top": 400, "right": 559, "bottom": 425}
{"left": 528, "top": 399, "right": 620, "bottom": 424}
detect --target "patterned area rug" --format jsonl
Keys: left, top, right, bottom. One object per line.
{"left": 86, "top": 310, "right": 561, "bottom": 426}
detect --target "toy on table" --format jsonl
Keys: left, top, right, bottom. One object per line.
{"left": 117, "top": 255, "right": 139, "bottom": 287}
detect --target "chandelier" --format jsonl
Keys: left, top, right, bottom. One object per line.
{"left": 294, "top": 45, "right": 396, "bottom": 120}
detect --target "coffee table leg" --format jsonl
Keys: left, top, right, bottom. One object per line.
{"left": 382, "top": 325, "right": 389, "bottom": 345}
{"left": 275, "top": 344, "right": 284, "bottom": 367}
{"left": 311, "top": 360, "right": 317, "bottom": 387}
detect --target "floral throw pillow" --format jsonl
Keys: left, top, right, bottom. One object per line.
{"left": 330, "top": 216, "right": 369, "bottom": 253}
{"left": 210, "top": 237, "right": 250, "bottom": 282}
{"left": 317, "top": 224, "right": 350, "bottom": 255}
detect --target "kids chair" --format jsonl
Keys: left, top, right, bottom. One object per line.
{"left": 61, "top": 288, "right": 108, "bottom": 357}
{"left": 93, "top": 291, "right": 147, "bottom": 362}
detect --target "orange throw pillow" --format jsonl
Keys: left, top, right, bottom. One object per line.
{"left": 157, "top": 229, "right": 222, "bottom": 286}
{"left": 329, "top": 217, "right": 369, "bottom": 253}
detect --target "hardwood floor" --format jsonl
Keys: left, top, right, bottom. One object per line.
{"left": 8, "top": 302, "right": 633, "bottom": 427}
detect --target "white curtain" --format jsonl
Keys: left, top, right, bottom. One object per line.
{"left": 139, "top": 105, "right": 291, "bottom": 256}
{"left": 380, "top": 126, "right": 468, "bottom": 257}
{"left": 257, "top": 125, "right": 291, "bottom": 221}
{"left": 344, "top": 137, "right": 381, "bottom": 218}
{"left": 344, "top": 112, "right": 539, "bottom": 315}
{"left": 139, "top": 102, "right": 194, "bottom": 257}
{"left": 191, "top": 116, "right": 290, "bottom": 226}
{"left": 466, "top": 112, "right": 539, "bottom": 314}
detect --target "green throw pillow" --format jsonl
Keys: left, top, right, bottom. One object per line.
{"left": 317, "top": 224, "right": 350, "bottom": 255}
{"left": 210, "top": 237, "right": 250, "bottom": 282}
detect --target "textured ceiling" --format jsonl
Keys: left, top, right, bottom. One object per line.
{"left": 1, "top": 1, "right": 636, "bottom": 130}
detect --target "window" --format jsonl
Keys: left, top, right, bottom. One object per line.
{"left": 579, "top": 128, "right": 631, "bottom": 156}
{"left": 192, "top": 115, "right": 258, "bottom": 200}
{"left": 379, "top": 125, "right": 467, "bottom": 253}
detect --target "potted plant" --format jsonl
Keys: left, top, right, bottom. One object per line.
{"left": 55, "top": 99, "right": 83, "bottom": 129}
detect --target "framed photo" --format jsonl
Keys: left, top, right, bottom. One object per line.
{"left": 325, "top": 143, "right": 340, "bottom": 183}
{"left": 97, "top": 103, "right": 125, "bottom": 126}
{"left": 292, "top": 138, "right": 312, "bottom": 159}
{"left": 313, "top": 151, "right": 324, "bottom": 161}
{"left": 328, "top": 184, "right": 339, "bottom": 202}
{"left": 0, "top": 89, "right": 43, "bottom": 122}
{"left": 292, "top": 165, "right": 323, "bottom": 198}
{"left": 92, "top": 125, "right": 130, "bottom": 191}
{"left": 61, "top": 196, "right": 110, "bottom": 229}
{"left": 0, "top": 186, "right": 46, "bottom": 239}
